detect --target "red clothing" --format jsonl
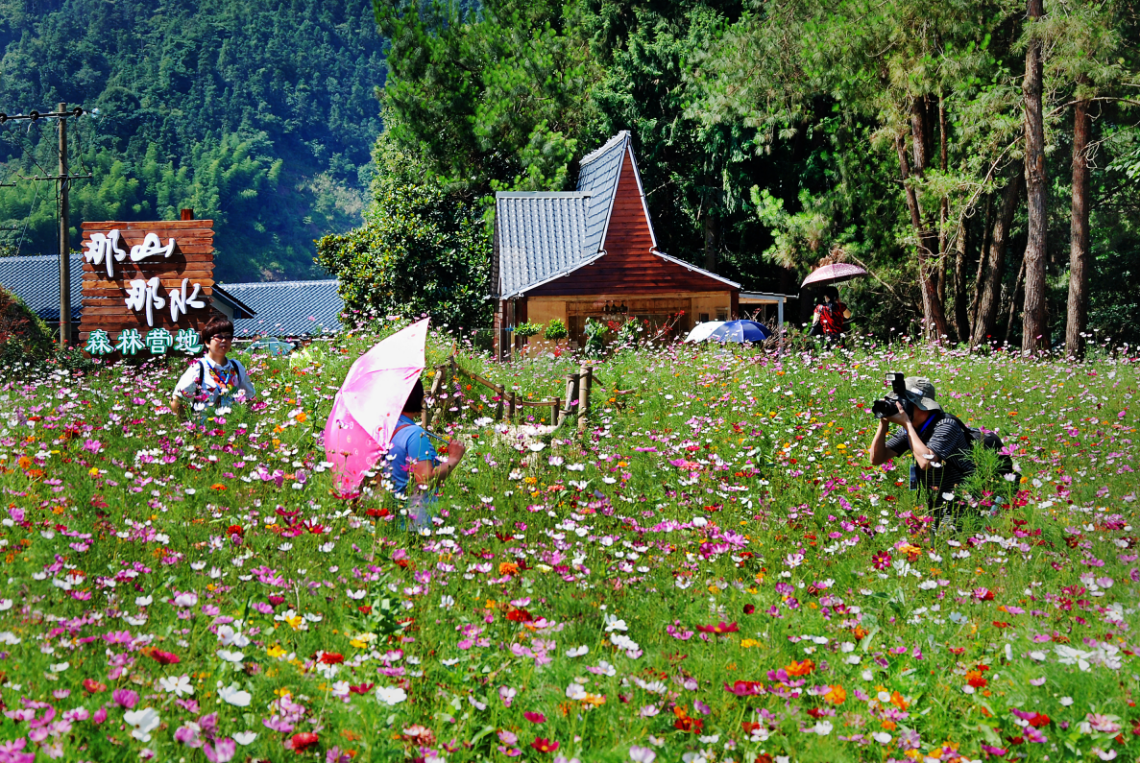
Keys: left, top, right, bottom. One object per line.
{"left": 814, "top": 301, "right": 847, "bottom": 335}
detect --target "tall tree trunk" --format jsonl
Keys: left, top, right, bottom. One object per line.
{"left": 1066, "top": 95, "right": 1092, "bottom": 358}
{"left": 1005, "top": 256, "right": 1027, "bottom": 346}
{"left": 703, "top": 212, "right": 718, "bottom": 273}
{"left": 898, "top": 103, "right": 951, "bottom": 343}
{"left": 971, "top": 165, "right": 1023, "bottom": 348}
{"left": 938, "top": 96, "right": 950, "bottom": 310}
{"left": 969, "top": 194, "right": 993, "bottom": 334}
{"left": 1021, "top": 0, "right": 1049, "bottom": 353}
{"left": 951, "top": 216, "right": 970, "bottom": 342}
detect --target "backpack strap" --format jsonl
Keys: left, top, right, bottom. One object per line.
{"left": 197, "top": 358, "right": 207, "bottom": 389}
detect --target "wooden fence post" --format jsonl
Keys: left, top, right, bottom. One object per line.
{"left": 422, "top": 362, "right": 448, "bottom": 429}
{"left": 564, "top": 373, "right": 580, "bottom": 423}
{"left": 552, "top": 398, "right": 561, "bottom": 425}
{"left": 577, "top": 364, "right": 591, "bottom": 433}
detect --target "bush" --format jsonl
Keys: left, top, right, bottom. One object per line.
{"left": 543, "top": 318, "right": 568, "bottom": 341}
{"left": 514, "top": 321, "right": 543, "bottom": 338}
{"left": 0, "top": 287, "right": 56, "bottom": 370}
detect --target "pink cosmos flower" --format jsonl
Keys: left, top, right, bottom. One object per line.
{"left": 524, "top": 712, "right": 546, "bottom": 724}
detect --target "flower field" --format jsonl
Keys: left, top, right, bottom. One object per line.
{"left": 0, "top": 322, "right": 1137, "bottom": 763}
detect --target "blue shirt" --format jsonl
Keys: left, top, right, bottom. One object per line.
{"left": 386, "top": 415, "right": 438, "bottom": 495}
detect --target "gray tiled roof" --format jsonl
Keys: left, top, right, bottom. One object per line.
{"left": 0, "top": 254, "right": 82, "bottom": 322}
{"left": 494, "top": 192, "right": 596, "bottom": 298}
{"left": 493, "top": 132, "right": 635, "bottom": 298}
{"left": 221, "top": 279, "right": 343, "bottom": 337}
{"left": 577, "top": 131, "right": 633, "bottom": 257}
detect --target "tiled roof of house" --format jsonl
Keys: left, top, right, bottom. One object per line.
{"left": 0, "top": 254, "right": 83, "bottom": 322}
{"left": 493, "top": 192, "right": 597, "bottom": 299}
{"left": 493, "top": 132, "right": 637, "bottom": 299}
{"left": 577, "top": 131, "right": 632, "bottom": 258}
{"left": 221, "top": 279, "right": 343, "bottom": 337}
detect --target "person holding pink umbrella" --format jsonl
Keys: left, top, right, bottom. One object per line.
{"left": 809, "top": 286, "right": 852, "bottom": 343}
{"left": 384, "top": 378, "right": 466, "bottom": 529}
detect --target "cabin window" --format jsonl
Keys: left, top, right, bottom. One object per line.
{"left": 699, "top": 313, "right": 709, "bottom": 323}
{"left": 716, "top": 309, "right": 728, "bottom": 321}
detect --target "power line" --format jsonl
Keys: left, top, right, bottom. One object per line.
{"left": 0, "top": 105, "right": 89, "bottom": 348}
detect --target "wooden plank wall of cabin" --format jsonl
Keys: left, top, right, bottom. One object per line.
{"left": 77, "top": 220, "right": 218, "bottom": 343}
{"left": 526, "top": 151, "right": 731, "bottom": 296}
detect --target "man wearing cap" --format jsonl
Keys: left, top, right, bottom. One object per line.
{"left": 869, "top": 377, "right": 975, "bottom": 522}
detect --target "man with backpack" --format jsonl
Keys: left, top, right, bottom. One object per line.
{"left": 868, "top": 377, "right": 975, "bottom": 527}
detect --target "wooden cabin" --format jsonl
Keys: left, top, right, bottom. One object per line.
{"left": 492, "top": 131, "right": 740, "bottom": 358}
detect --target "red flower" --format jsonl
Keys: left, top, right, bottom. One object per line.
{"left": 524, "top": 711, "right": 546, "bottom": 724}
{"left": 317, "top": 652, "right": 344, "bottom": 665}
{"left": 724, "top": 680, "right": 764, "bottom": 696}
{"left": 506, "top": 608, "right": 534, "bottom": 623}
{"left": 82, "top": 678, "right": 106, "bottom": 694}
{"left": 226, "top": 524, "right": 244, "bottom": 536}
{"left": 286, "top": 732, "right": 319, "bottom": 752}
{"left": 695, "top": 621, "right": 739, "bottom": 634}
{"left": 348, "top": 683, "right": 374, "bottom": 695}
{"left": 743, "top": 604, "right": 756, "bottom": 615}
{"left": 992, "top": 621, "right": 1010, "bottom": 629}
{"left": 530, "top": 737, "right": 560, "bottom": 753}
{"left": 365, "top": 508, "right": 390, "bottom": 518}
{"left": 674, "top": 715, "right": 704, "bottom": 733}
{"left": 147, "top": 649, "right": 180, "bottom": 665}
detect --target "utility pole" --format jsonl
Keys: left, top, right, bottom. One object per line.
{"left": 58, "top": 102, "right": 71, "bottom": 348}
{"left": 0, "top": 105, "right": 88, "bottom": 348}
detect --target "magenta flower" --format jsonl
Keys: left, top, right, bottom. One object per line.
{"left": 112, "top": 688, "right": 139, "bottom": 709}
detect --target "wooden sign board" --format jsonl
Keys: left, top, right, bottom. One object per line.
{"left": 78, "top": 220, "right": 220, "bottom": 357}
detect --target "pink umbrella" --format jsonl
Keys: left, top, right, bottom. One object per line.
{"left": 324, "top": 319, "right": 429, "bottom": 495}
{"left": 801, "top": 262, "right": 868, "bottom": 288}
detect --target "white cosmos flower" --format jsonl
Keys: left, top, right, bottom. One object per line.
{"left": 0, "top": 632, "right": 21, "bottom": 645}
{"left": 278, "top": 543, "right": 293, "bottom": 552}
{"left": 318, "top": 542, "right": 335, "bottom": 553}
{"left": 0, "top": 600, "right": 12, "bottom": 611}
{"left": 346, "top": 589, "right": 368, "bottom": 600}
{"left": 217, "top": 625, "right": 250, "bottom": 648}
{"left": 216, "top": 649, "right": 245, "bottom": 664}
{"left": 233, "top": 731, "right": 258, "bottom": 746}
{"left": 566, "top": 464, "right": 585, "bottom": 471}
{"left": 872, "top": 732, "right": 892, "bottom": 744}
{"left": 217, "top": 683, "right": 252, "bottom": 707}
{"left": 158, "top": 674, "right": 194, "bottom": 696}
{"left": 123, "top": 707, "right": 161, "bottom": 742}
{"left": 565, "top": 645, "right": 589, "bottom": 657}
{"left": 376, "top": 686, "right": 407, "bottom": 705}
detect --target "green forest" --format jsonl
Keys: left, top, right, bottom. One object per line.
{"left": 2, "top": 0, "right": 1138, "bottom": 348}
{"left": 317, "top": 0, "right": 1140, "bottom": 351}
{"left": 0, "top": 0, "right": 385, "bottom": 282}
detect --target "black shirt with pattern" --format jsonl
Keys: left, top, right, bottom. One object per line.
{"left": 885, "top": 411, "right": 975, "bottom": 500}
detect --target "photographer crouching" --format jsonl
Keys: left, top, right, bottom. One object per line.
{"left": 868, "top": 374, "right": 975, "bottom": 530}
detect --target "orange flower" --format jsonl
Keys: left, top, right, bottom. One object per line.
{"left": 211, "top": 483, "right": 227, "bottom": 491}
{"left": 823, "top": 685, "right": 846, "bottom": 705}
{"left": 499, "top": 562, "right": 520, "bottom": 576}
{"left": 889, "top": 691, "right": 908, "bottom": 710}
{"left": 295, "top": 412, "right": 308, "bottom": 423}
{"left": 785, "top": 659, "right": 815, "bottom": 677}
{"left": 965, "top": 669, "right": 987, "bottom": 688}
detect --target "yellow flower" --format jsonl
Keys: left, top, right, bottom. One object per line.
{"left": 740, "top": 639, "right": 760, "bottom": 648}
{"left": 88, "top": 467, "right": 100, "bottom": 477}
{"left": 266, "top": 644, "right": 287, "bottom": 659}
{"left": 273, "top": 687, "right": 292, "bottom": 697}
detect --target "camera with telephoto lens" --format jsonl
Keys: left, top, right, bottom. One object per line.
{"left": 871, "top": 372, "right": 914, "bottom": 420}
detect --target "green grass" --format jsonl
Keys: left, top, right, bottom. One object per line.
{"left": 0, "top": 320, "right": 1136, "bottom": 762}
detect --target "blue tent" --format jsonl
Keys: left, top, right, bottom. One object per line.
{"left": 708, "top": 320, "right": 772, "bottom": 344}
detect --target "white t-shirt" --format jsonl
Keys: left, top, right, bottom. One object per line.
{"left": 173, "top": 357, "right": 256, "bottom": 409}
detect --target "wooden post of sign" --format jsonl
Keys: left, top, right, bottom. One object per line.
{"left": 58, "top": 102, "right": 71, "bottom": 349}
{"left": 507, "top": 391, "right": 516, "bottom": 422}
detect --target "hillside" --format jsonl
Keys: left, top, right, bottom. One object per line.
{"left": 0, "top": 0, "right": 385, "bottom": 282}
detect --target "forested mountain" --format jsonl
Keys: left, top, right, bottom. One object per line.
{"left": 0, "top": 0, "right": 385, "bottom": 282}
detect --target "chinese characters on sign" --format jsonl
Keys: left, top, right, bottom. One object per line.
{"left": 84, "top": 230, "right": 205, "bottom": 326}
{"left": 79, "top": 219, "right": 217, "bottom": 358}
{"left": 84, "top": 328, "right": 203, "bottom": 357}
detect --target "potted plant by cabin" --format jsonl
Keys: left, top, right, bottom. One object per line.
{"left": 514, "top": 321, "right": 543, "bottom": 357}
{"left": 544, "top": 318, "right": 569, "bottom": 355}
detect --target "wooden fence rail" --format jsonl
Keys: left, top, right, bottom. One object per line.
{"left": 424, "top": 356, "right": 594, "bottom": 432}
